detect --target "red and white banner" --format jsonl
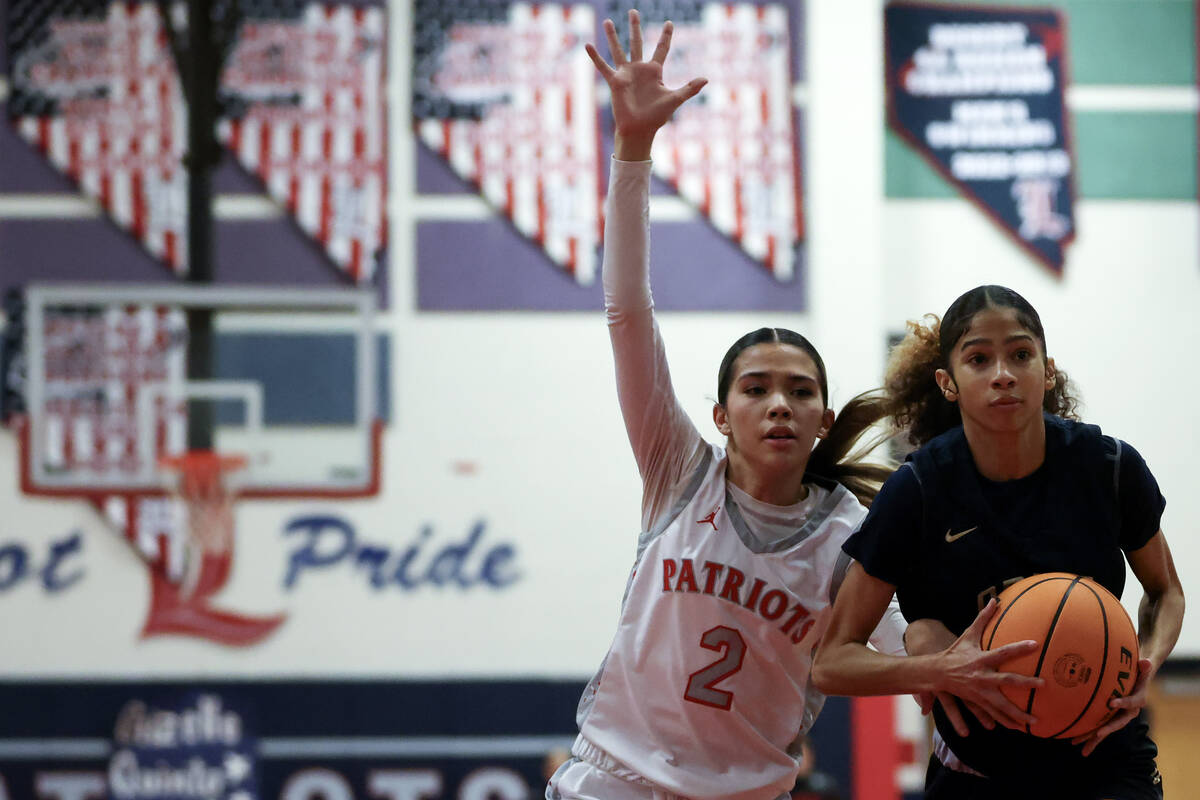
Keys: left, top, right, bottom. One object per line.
{"left": 10, "top": 3, "right": 189, "bottom": 272}
{"left": 218, "top": 3, "right": 389, "bottom": 283}
{"left": 649, "top": 2, "right": 804, "bottom": 281}
{"left": 7, "top": 2, "right": 387, "bottom": 284}
{"left": 414, "top": 2, "right": 602, "bottom": 285}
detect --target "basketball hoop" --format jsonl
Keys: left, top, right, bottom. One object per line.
{"left": 160, "top": 451, "right": 247, "bottom": 560}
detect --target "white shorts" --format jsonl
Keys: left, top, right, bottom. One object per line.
{"left": 545, "top": 736, "right": 685, "bottom": 800}
{"left": 545, "top": 735, "right": 790, "bottom": 800}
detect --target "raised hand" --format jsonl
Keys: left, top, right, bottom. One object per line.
{"left": 932, "top": 600, "right": 1045, "bottom": 734}
{"left": 585, "top": 9, "right": 707, "bottom": 159}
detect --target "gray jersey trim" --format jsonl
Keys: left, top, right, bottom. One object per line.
{"left": 828, "top": 549, "right": 854, "bottom": 605}
{"left": 724, "top": 482, "right": 853, "bottom": 554}
{"left": 635, "top": 441, "right": 713, "bottom": 558}
{"left": 577, "top": 443, "right": 713, "bottom": 729}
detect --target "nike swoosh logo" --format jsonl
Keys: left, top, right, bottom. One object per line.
{"left": 945, "top": 526, "right": 979, "bottom": 543}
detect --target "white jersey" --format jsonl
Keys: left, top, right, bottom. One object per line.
{"left": 555, "top": 158, "right": 905, "bottom": 800}
{"left": 576, "top": 442, "right": 871, "bottom": 800}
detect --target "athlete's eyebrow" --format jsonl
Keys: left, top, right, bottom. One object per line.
{"left": 737, "top": 370, "right": 819, "bottom": 384}
{"left": 958, "top": 333, "right": 1036, "bottom": 351}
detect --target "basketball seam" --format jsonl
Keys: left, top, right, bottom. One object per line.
{"left": 983, "top": 576, "right": 1060, "bottom": 650}
{"left": 984, "top": 576, "right": 1064, "bottom": 734}
{"left": 1024, "top": 576, "right": 1082, "bottom": 734}
{"left": 1049, "top": 581, "right": 1111, "bottom": 739}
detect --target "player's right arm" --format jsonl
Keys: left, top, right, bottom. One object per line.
{"left": 813, "top": 564, "right": 1044, "bottom": 733}
{"left": 589, "top": 12, "right": 709, "bottom": 527}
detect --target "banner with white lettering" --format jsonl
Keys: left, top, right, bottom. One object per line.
{"left": 110, "top": 693, "right": 260, "bottom": 800}
{"left": 884, "top": 1, "right": 1075, "bottom": 272}
{"left": 0, "top": 681, "right": 863, "bottom": 800}
{"left": 0, "top": 681, "right": 578, "bottom": 800}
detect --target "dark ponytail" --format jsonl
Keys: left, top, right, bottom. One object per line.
{"left": 717, "top": 329, "right": 893, "bottom": 506}
{"left": 803, "top": 390, "right": 893, "bottom": 507}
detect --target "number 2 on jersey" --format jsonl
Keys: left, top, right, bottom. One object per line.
{"left": 683, "top": 626, "right": 747, "bottom": 710}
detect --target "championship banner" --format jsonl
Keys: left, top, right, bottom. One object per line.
{"left": 647, "top": 2, "right": 804, "bottom": 281}
{"left": 218, "top": 3, "right": 388, "bottom": 284}
{"left": 412, "top": 0, "right": 602, "bottom": 285}
{"left": 884, "top": 2, "right": 1075, "bottom": 273}
{"left": 6, "top": 2, "right": 190, "bottom": 272}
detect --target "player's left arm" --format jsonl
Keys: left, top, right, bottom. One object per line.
{"left": 1072, "top": 530, "right": 1185, "bottom": 756}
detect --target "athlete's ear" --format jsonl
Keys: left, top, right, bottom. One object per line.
{"left": 1044, "top": 357, "right": 1057, "bottom": 390}
{"left": 816, "top": 407, "right": 835, "bottom": 439}
{"left": 935, "top": 368, "right": 958, "bottom": 402}
{"left": 713, "top": 403, "right": 732, "bottom": 436}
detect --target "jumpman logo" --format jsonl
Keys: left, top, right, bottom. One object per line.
{"left": 697, "top": 507, "right": 720, "bottom": 531}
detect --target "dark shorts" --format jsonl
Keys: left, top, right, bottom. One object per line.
{"left": 924, "top": 754, "right": 1164, "bottom": 800}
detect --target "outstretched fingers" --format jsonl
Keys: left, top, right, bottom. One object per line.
{"left": 674, "top": 76, "right": 708, "bottom": 104}
{"left": 584, "top": 43, "right": 615, "bottom": 81}
{"left": 602, "top": 18, "right": 627, "bottom": 66}
{"left": 650, "top": 19, "right": 674, "bottom": 64}
{"left": 628, "top": 9, "right": 643, "bottom": 61}
{"left": 980, "top": 641, "right": 1044, "bottom": 689}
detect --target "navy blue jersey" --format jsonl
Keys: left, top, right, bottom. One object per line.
{"left": 844, "top": 413, "right": 1165, "bottom": 786}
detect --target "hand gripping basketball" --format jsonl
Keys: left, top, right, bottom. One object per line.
{"left": 980, "top": 573, "right": 1145, "bottom": 749}
{"left": 933, "top": 599, "right": 1045, "bottom": 735}
{"left": 1070, "top": 656, "right": 1154, "bottom": 756}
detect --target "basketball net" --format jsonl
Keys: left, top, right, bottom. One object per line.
{"left": 159, "top": 452, "right": 247, "bottom": 598}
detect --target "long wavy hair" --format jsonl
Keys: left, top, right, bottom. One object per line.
{"left": 885, "top": 286, "right": 1081, "bottom": 448}
{"left": 716, "top": 328, "right": 892, "bottom": 506}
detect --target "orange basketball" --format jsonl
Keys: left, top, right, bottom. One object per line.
{"left": 980, "top": 573, "right": 1139, "bottom": 739}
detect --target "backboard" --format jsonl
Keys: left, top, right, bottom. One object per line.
{"left": 14, "top": 283, "right": 382, "bottom": 501}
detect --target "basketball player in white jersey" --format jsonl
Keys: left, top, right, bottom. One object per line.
{"left": 547, "top": 12, "right": 907, "bottom": 800}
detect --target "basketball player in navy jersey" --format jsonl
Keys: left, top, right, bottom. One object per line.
{"left": 813, "top": 286, "right": 1185, "bottom": 799}
{"left": 543, "top": 11, "right": 947, "bottom": 800}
